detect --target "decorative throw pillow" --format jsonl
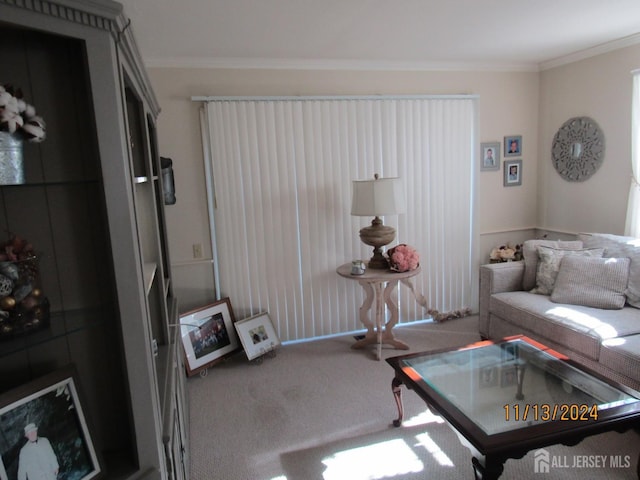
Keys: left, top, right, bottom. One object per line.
{"left": 522, "top": 239, "right": 583, "bottom": 291}
{"left": 530, "top": 246, "right": 604, "bottom": 295}
{"left": 579, "top": 233, "right": 640, "bottom": 308}
{"left": 551, "top": 256, "right": 631, "bottom": 309}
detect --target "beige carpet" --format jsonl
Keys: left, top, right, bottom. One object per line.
{"left": 187, "top": 316, "right": 639, "bottom": 479}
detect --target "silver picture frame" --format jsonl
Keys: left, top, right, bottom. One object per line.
{"left": 480, "top": 142, "right": 500, "bottom": 171}
{"left": 235, "top": 312, "right": 281, "bottom": 361}
{"left": 504, "top": 159, "right": 523, "bottom": 186}
{"left": 504, "top": 135, "right": 523, "bottom": 157}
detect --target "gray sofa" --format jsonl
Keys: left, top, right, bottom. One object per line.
{"left": 479, "top": 233, "right": 640, "bottom": 391}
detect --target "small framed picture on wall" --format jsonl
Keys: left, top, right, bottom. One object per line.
{"left": 504, "top": 159, "right": 522, "bottom": 186}
{"left": 480, "top": 142, "right": 500, "bottom": 171}
{"left": 504, "top": 135, "right": 522, "bottom": 157}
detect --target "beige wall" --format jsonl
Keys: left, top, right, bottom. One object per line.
{"left": 149, "top": 49, "right": 640, "bottom": 312}
{"left": 538, "top": 44, "right": 639, "bottom": 235}
{"left": 148, "top": 67, "right": 540, "bottom": 311}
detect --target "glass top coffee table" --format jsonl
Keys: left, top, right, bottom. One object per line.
{"left": 386, "top": 335, "right": 640, "bottom": 479}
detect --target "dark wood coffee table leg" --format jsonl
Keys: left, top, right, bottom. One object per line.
{"left": 472, "top": 456, "right": 505, "bottom": 480}
{"left": 392, "top": 376, "right": 404, "bottom": 427}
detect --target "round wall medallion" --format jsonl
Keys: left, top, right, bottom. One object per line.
{"left": 551, "top": 116, "right": 605, "bottom": 182}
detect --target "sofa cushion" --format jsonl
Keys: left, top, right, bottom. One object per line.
{"left": 600, "top": 334, "right": 640, "bottom": 386}
{"left": 551, "top": 256, "right": 630, "bottom": 310}
{"left": 579, "top": 233, "right": 640, "bottom": 308}
{"left": 522, "top": 239, "right": 583, "bottom": 291}
{"left": 490, "top": 291, "right": 640, "bottom": 361}
{"left": 530, "top": 246, "right": 604, "bottom": 295}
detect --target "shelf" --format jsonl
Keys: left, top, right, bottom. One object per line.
{"left": 0, "top": 178, "right": 101, "bottom": 188}
{"left": 157, "top": 337, "right": 176, "bottom": 443}
{"left": 164, "top": 277, "right": 171, "bottom": 298}
{"left": 0, "top": 308, "right": 110, "bottom": 359}
{"left": 157, "top": 296, "right": 179, "bottom": 442}
{"left": 100, "top": 451, "right": 137, "bottom": 480}
{"left": 144, "top": 262, "right": 158, "bottom": 295}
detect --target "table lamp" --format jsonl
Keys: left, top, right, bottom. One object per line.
{"left": 351, "top": 174, "right": 405, "bottom": 269}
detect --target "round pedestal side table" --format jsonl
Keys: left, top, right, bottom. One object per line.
{"left": 337, "top": 263, "right": 422, "bottom": 360}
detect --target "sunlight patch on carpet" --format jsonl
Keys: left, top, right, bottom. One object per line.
{"left": 402, "top": 410, "right": 445, "bottom": 427}
{"left": 321, "top": 439, "right": 423, "bottom": 479}
{"left": 414, "top": 432, "right": 455, "bottom": 467}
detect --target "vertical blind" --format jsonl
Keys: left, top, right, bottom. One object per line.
{"left": 200, "top": 96, "right": 477, "bottom": 342}
{"left": 626, "top": 71, "right": 640, "bottom": 237}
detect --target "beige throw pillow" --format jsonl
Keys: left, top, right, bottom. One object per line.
{"left": 530, "top": 246, "right": 604, "bottom": 295}
{"left": 579, "top": 233, "right": 640, "bottom": 308}
{"left": 551, "top": 256, "right": 630, "bottom": 309}
{"left": 522, "top": 239, "right": 583, "bottom": 291}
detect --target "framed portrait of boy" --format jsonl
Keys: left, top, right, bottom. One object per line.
{"left": 480, "top": 142, "right": 500, "bottom": 171}
{"left": 504, "top": 159, "right": 523, "bottom": 186}
{"left": 504, "top": 135, "right": 523, "bottom": 157}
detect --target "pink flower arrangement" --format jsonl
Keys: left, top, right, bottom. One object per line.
{"left": 387, "top": 244, "right": 419, "bottom": 272}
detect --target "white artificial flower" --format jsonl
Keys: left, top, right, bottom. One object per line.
{"left": 24, "top": 104, "right": 36, "bottom": 118}
{"left": 0, "top": 90, "right": 14, "bottom": 109}
{"left": 22, "top": 116, "right": 46, "bottom": 142}
{"left": 0, "top": 109, "right": 24, "bottom": 133}
{"left": 7, "top": 96, "right": 19, "bottom": 114}
{"left": 0, "top": 84, "right": 46, "bottom": 141}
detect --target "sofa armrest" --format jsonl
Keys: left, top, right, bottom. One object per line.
{"left": 479, "top": 261, "right": 525, "bottom": 338}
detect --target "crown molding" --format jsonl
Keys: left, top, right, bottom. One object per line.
{"left": 133, "top": 33, "right": 640, "bottom": 73}
{"left": 0, "top": 0, "right": 122, "bottom": 31}
{"left": 143, "top": 56, "right": 539, "bottom": 73}
{"left": 0, "top": 0, "right": 160, "bottom": 115}
{"left": 540, "top": 32, "right": 640, "bottom": 71}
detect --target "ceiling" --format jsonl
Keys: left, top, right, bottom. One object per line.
{"left": 117, "top": 0, "right": 640, "bottom": 71}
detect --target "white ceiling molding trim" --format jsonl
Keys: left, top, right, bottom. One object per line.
{"left": 540, "top": 32, "right": 640, "bottom": 71}
{"left": 143, "top": 56, "right": 539, "bottom": 73}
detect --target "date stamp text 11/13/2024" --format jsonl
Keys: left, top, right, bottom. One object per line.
{"left": 504, "top": 403, "right": 598, "bottom": 422}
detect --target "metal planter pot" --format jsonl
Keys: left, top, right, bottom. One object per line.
{"left": 0, "top": 131, "right": 25, "bottom": 185}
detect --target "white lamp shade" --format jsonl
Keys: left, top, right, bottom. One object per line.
{"left": 351, "top": 177, "right": 406, "bottom": 216}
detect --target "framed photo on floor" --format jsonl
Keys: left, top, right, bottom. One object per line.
{"left": 0, "top": 366, "right": 102, "bottom": 480}
{"left": 179, "top": 297, "right": 241, "bottom": 376}
{"left": 235, "top": 312, "right": 281, "bottom": 361}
